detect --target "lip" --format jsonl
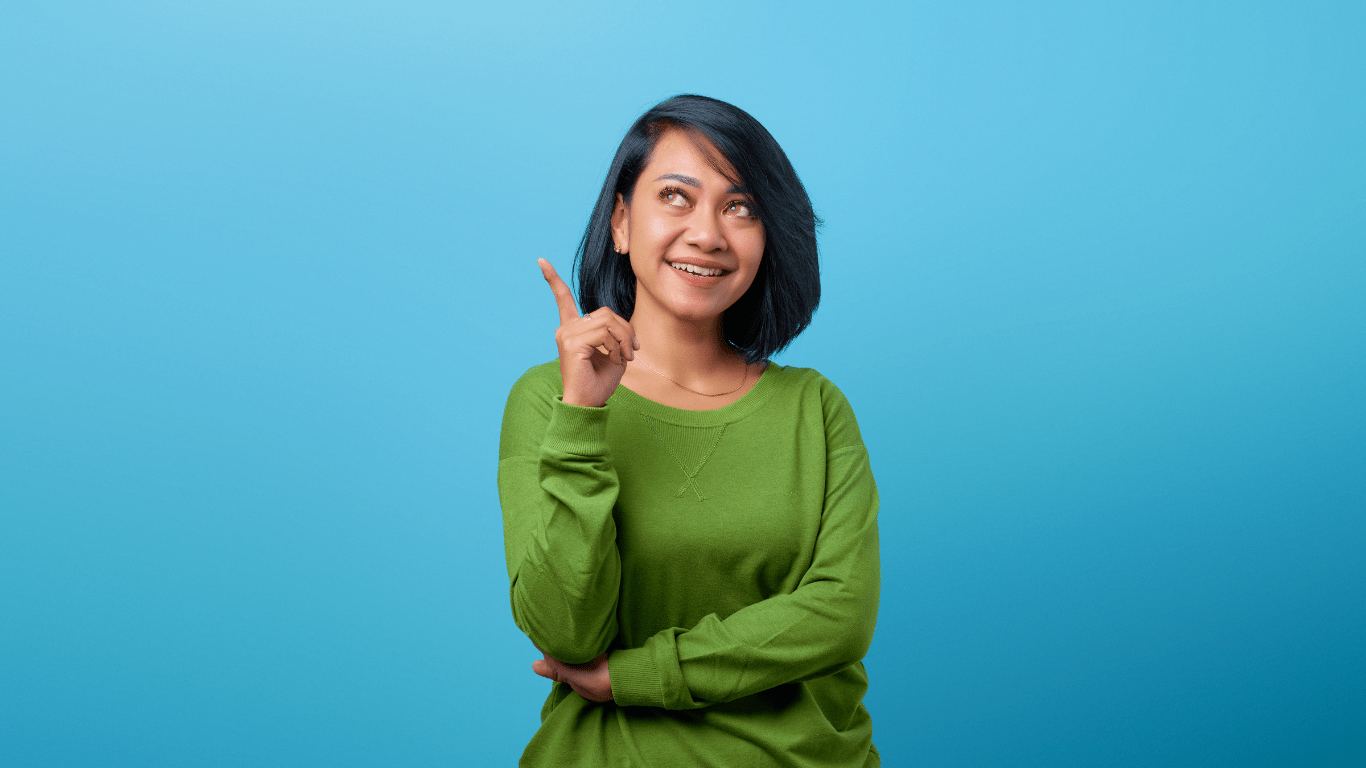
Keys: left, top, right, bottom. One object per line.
{"left": 665, "top": 260, "right": 730, "bottom": 287}
{"left": 665, "top": 258, "right": 732, "bottom": 277}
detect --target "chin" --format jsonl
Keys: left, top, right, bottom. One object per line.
{"left": 661, "top": 295, "right": 734, "bottom": 322}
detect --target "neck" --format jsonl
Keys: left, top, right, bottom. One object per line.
{"left": 628, "top": 296, "right": 738, "bottom": 379}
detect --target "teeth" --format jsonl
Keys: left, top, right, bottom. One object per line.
{"left": 671, "top": 262, "right": 723, "bottom": 277}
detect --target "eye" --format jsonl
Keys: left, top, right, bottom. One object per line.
{"left": 659, "top": 186, "right": 690, "bottom": 208}
{"left": 725, "top": 200, "right": 757, "bottom": 219}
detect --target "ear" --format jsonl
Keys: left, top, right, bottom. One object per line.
{"left": 610, "top": 193, "right": 630, "bottom": 254}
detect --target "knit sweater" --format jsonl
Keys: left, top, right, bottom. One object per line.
{"left": 498, "top": 361, "right": 880, "bottom": 767}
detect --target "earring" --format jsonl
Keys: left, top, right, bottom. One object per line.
{"left": 613, "top": 244, "right": 620, "bottom": 253}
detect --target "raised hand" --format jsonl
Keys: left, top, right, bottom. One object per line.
{"left": 538, "top": 258, "right": 638, "bottom": 408}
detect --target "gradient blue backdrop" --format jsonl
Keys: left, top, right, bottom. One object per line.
{"left": 2, "top": 2, "right": 1362, "bottom": 766}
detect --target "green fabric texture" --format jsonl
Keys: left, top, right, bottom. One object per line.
{"left": 498, "top": 361, "right": 881, "bottom": 767}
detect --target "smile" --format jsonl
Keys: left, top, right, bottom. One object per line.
{"left": 669, "top": 261, "right": 728, "bottom": 277}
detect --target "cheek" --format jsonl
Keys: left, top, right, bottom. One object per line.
{"left": 734, "top": 227, "right": 765, "bottom": 273}
{"left": 643, "top": 215, "right": 684, "bottom": 248}
{"left": 626, "top": 250, "right": 647, "bottom": 278}
{"left": 631, "top": 206, "right": 675, "bottom": 245}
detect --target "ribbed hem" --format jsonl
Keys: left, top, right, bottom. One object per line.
{"left": 542, "top": 399, "right": 610, "bottom": 456}
{"left": 608, "top": 647, "right": 665, "bottom": 708}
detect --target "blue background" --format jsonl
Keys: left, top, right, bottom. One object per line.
{"left": 2, "top": 2, "right": 1363, "bottom": 765}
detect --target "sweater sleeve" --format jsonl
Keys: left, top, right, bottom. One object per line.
{"left": 610, "top": 387, "right": 880, "bottom": 709}
{"left": 497, "top": 367, "right": 622, "bottom": 665}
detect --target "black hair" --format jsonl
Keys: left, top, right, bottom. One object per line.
{"left": 573, "top": 94, "right": 820, "bottom": 364}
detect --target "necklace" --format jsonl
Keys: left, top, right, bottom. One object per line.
{"left": 634, "top": 354, "right": 749, "bottom": 397}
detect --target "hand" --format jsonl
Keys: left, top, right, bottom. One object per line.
{"left": 532, "top": 651, "right": 613, "bottom": 703}
{"left": 538, "top": 258, "right": 638, "bottom": 408}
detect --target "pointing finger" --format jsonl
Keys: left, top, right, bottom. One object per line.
{"left": 538, "top": 258, "right": 580, "bottom": 326}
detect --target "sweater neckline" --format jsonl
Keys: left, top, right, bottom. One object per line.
{"left": 608, "top": 362, "right": 780, "bottom": 426}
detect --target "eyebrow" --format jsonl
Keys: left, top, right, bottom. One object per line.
{"left": 654, "top": 173, "right": 748, "bottom": 195}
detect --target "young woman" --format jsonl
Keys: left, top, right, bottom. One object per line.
{"left": 498, "top": 95, "right": 880, "bottom": 767}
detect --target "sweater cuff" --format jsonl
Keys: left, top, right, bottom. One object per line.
{"left": 542, "top": 399, "right": 610, "bottom": 456}
{"left": 609, "top": 647, "right": 665, "bottom": 708}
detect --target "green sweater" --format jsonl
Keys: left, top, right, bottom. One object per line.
{"left": 498, "top": 361, "right": 880, "bottom": 767}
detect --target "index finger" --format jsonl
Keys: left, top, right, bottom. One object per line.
{"left": 538, "top": 258, "right": 579, "bottom": 325}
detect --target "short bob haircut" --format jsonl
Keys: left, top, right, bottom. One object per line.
{"left": 573, "top": 94, "right": 820, "bottom": 364}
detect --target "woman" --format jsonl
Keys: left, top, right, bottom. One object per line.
{"left": 498, "top": 95, "right": 880, "bottom": 767}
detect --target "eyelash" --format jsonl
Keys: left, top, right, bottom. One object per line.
{"left": 659, "top": 185, "right": 690, "bottom": 205}
{"left": 659, "top": 186, "right": 758, "bottom": 219}
{"left": 727, "top": 201, "right": 757, "bottom": 219}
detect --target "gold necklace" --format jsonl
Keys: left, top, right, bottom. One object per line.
{"left": 634, "top": 354, "right": 749, "bottom": 397}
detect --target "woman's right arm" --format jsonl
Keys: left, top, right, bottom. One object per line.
{"left": 497, "top": 259, "right": 638, "bottom": 664}
{"left": 498, "top": 369, "right": 622, "bottom": 665}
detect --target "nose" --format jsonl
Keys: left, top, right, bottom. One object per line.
{"left": 683, "top": 209, "right": 728, "bottom": 252}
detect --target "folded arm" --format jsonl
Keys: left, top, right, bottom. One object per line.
{"left": 610, "top": 442, "right": 880, "bottom": 709}
{"left": 499, "top": 372, "right": 622, "bottom": 664}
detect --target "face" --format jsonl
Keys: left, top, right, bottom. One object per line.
{"left": 611, "top": 128, "right": 765, "bottom": 326}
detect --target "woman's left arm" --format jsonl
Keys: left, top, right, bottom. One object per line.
{"left": 607, "top": 391, "right": 880, "bottom": 709}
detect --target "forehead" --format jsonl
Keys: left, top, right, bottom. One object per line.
{"left": 641, "top": 128, "right": 742, "bottom": 187}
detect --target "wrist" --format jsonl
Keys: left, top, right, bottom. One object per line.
{"left": 608, "top": 647, "right": 664, "bottom": 708}
{"left": 544, "top": 398, "right": 611, "bottom": 456}
{"left": 561, "top": 395, "right": 607, "bottom": 408}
